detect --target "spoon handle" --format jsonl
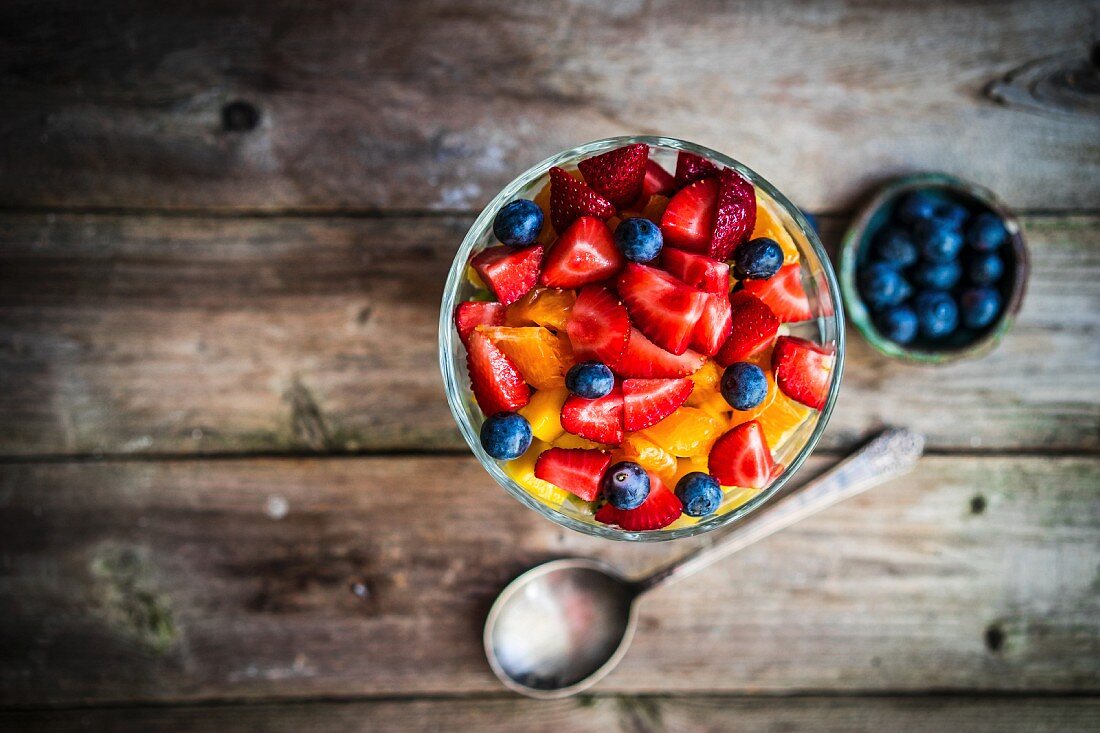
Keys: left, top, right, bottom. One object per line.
{"left": 634, "top": 428, "right": 925, "bottom": 595}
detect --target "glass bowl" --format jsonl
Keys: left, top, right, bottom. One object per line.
{"left": 439, "top": 136, "right": 845, "bottom": 541}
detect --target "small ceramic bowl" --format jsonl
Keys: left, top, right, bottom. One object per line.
{"left": 839, "top": 173, "right": 1029, "bottom": 364}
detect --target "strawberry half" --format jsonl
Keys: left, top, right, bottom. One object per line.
{"left": 470, "top": 245, "right": 543, "bottom": 305}
{"left": 741, "top": 263, "right": 812, "bottom": 322}
{"left": 560, "top": 386, "right": 624, "bottom": 445}
{"left": 660, "top": 177, "right": 718, "bottom": 253}
{"left": 639, "top": 159, "right": 676, "bottom": 201}
{"left": 617, "top": 263, "right": 708, "bottom": 355}
{"left": 622, "top": 378, "right": 694, "bottom": 432}
{"left": 454, "top": 301, "right": 506, "bottom": 346}
{"left": 466, "top": 329, "right": 530, "bottom": 415}
{"left": 613, "top": 327, "right": 705, "bottom": 378}
{"left": 772, "top": 336, "right": 835, "bottom": 410}
{"left": 709, "top": 167, "right": 757, "bottom": 260}
{"left": 708, "top": 420, "right": 774, "bottom": 489}
{"left": 595, "top": 472, "right": 682, "bottom": 530}
{"left": 691, "top": 292, "right": 733, "bottom": 356}
{"left": 577, "top": 143, "right": 649, "bottom": 209}
{"left": 566, "top": 284, "right": 631, "bottom": 366}
{"left": 714, "top": 291, "right": 780, "bottom": 366}
{"left": 540, "top": 216, "right": 623, "bottom": 289}
{"left": 548, "top": 167, "right": 615, "bottom": 233}
{"left": 661, "top": 247, "right": 729, "bottom": 294}
{"left": 534, "top": 447, "right": 612, "bottom": 502}
{"left": 674, "top": 151, "right": 719, "bottom": 189}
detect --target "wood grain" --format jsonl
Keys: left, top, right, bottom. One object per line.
{"left": 2, "top": 696, "right": 1097, "bottom": 733}
{"left": 0, "top": 453, "right": 1096, "bottom": 705}
{"left": 1, "top": 213, "right": 1097, "bottom": 457}
{"left": 1, "top": 0, "right": 1097, "bottom": 212}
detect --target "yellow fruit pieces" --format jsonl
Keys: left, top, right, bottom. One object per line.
{"left": 481, "top": 326, "right": 571, "bottom": 389}
{"left": 640, "top": 406, "right": 724, "bottom": 457}
{"left": 506, "top": 287, "right": 576, "bottom": 331}
{"left": 519, "top": 387, "right": 568, "bottom": 442}
{"left": 503, "top": 443, "right": 571, "bottom": 507}
{"left": 753, "top": 196, "right": 800, "bottom": 265}
{"left": 616, "top": 433, "right": 678, "bottom": 484}
{"left": 755, "top": 389, "right": 812, "bottom": 450}
{"left": 553, "top": 433, "right": 606, "bottom": 450}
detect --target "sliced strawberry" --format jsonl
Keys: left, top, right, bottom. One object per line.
{"left": 539, "top": 216, "right": 623, "bottom": 289}
{"left": 548, "top": 166, "right": 615, "bottom": 233}
{"left": 617, "top": 263, "right": 708, "bottom": 355}
{"left": 470, "top": 245, "right": 543, "bottom": 306}
{"left": 595, "top": 472, "right": 682, "bottom": 530}
{"left": 534, "top": 447, "right": 612, "bottom": 502}
{"left": 577, "top": 143, "right": 649, "bottom": 209}
{"left": 674, "top": 151, "right": 719, "bottom": 188}
{"left": 560, "top": 386, "right": 624, "bottom": 445}
{"left": 454, "top": 301, "right": 505, "bottom": 346}
{"left": 708, "top": 420, "right": 774, "bottom": 489}
{"left": 714, "top": 291, "right": 780, "bottom": 366}
{"left": 741, "top": 263, "right": 812, "bottom": 323}
{"left": 661, "top": 247, "right": 729, "bottom": 294}
{"left": 660, "top": 177, "right": 718, "bottom": 253}
{"left": 772, "top": 336, "right": 835, "bottom": 411}
{"left": 709, "top": 167, "right": 757, "bottom": 260}
{"left": 566, "top": 285, "right": 631, "bottom": 366}
{"left": 691, "top": 292, "right": 733, "bottom": 356}
{"left": 613, "top": 327, "right": 705, "bottom": 379}
{"left": 639, "top": 159, "right": 676, "bottom": 200}
{"left": 465, "top": 329, "right": 530, "bottom": 415}
{"left": 622, "top": 378, "right": 694, "bottom": 432}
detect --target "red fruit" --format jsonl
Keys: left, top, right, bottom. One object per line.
{"left": 465, "top": 329, "right": 530, "bottom": 415}
{"left": 567, "top": 285, "right": 631, "bottom": 366}
{"left": 540, "top": 216, "right": 624, "bottom": 288}
{"left": 613, "top": 327, "right": 705, "bottom": 378}
{"left": 561, "top": 386, "right": 624, "bottom": 446}
{"left": 660, "top": 177, "right": 718, "bottom": 253}
{"left": 548, "top": 166, "right": 615, "bottom": 233}
{"left": 709, "top": 167, "right": 757, "bottom": 260}
{"left": 708, "top": 420, "right": 774, "bottom": 489}
{"left": 772, "top": 336, "right": 835, "bottom": 410}
{"left": 714, "top": 291, "right": 780, "bottom": 366}
{"left": 577, "top": 143, "right": 649, "bottom": 209}
{"left": 595, "top": 473, "right": 682, "bottom": 530}
{"left": 454, "top": 301, "right": 505, "bottom": 345}
{"left": 622, "top": 378, "right": 694, "bottom": 432}
{"left": 661, "top": 247, "right": 729, "bottom": 294}
{"left": 534, "top": 447, "right": 612, "bottom": 502}
{"left": 691, "top": 292, "right": 733, "bottom": 356}
{"left": 470, "top": 245, "right": 543, "bottom": 306}
{"left": 617, "top": 263, "right": 708, "bottom": 355}
{"left": 640, "top": 159, "right": 676, "bottom": 200}
{"left": 674, "top": 151, "right": 719, "bottom": 188}
{"left": 741, "top": 264, "right": 812, "bottom": 323}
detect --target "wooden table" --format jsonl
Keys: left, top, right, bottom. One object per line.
{"left": 1, "top": 1, "right": 1098, "bottom": 730}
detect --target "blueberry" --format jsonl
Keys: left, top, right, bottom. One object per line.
{"left": 912, "top": 260, "right": 962, "bottom": 290}
{"left": 602, "top": 461, "right": 651, "bottom": 510}
{"left": 913, "top": 291, "right": 959, "bottom": 340}
{"left": 915, "top": 219, "right": 964, "bottom": 263}
{"left": 967, "top": 252, "right": 1004, "bottom": 285}
{"left": 876, "top": 305, "right": 919, "bottom": 345}
{"left": 614, "top": 217, "right": 663, "bottom": 263}
{"left": 874, "top": 227, "right": 918, "bottom": 268}
{"left": 732, "top": 237, "right": 783, "bottom": 280}
{"left": 859, "top": 262, "right": 912, "bottom": 311}
{"left": 960, "top": 287, "right": 1002, "bottom": 329}
{"left": 967, "top": 212, "right": 1008, "bottom": 252}
{"left": 493, "top": 199, "right": 544, "bottom": 247}
{"left": 897, "top": 190, "right": 942, "bottom": 224}
{"left": 932, "top": 200, "right": 969, "bottom": 229}
{"left": 675, "top": 472, "right": 723, "bottom": 517}
{"left": 565, "top": 360, "right": 615, "bottom": 399}
{"left": 720, "top": 362, "right": 768, "bottom": 411}
{"left": 480, "top": 412, "right": 532, "bottom": 460}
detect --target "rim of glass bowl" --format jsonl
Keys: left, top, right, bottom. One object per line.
{"left": 438, "top": 136, "right": 845, "bottom": 542}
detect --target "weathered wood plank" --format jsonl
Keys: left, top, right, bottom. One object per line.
{"left": 0, "top": 454, "right": 1096, "bottom": 704}
{"left": 1, "top": 213, "right": 1097, "bottom": 456}
{"left": 2, "top": 696, "right": 1097, "bottom": 733}
{"left": 1, "top": 0, "right": 1097, "bottom": 211}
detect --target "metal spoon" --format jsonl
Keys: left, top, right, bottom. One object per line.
{"left": 484, "top": 428, "right": 925, "bottom": 698}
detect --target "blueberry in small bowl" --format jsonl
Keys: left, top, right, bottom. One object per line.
{"left": 839, "top": 173, "right": 1028, "bottom": 363}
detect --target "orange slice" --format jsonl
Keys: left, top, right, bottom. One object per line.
{"left": 481, "top": 326, "right": 571, "bottom": 390}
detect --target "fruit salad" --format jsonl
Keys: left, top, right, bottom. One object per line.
{"left": 451, "top": 142, "right": 837, "bottom": 533}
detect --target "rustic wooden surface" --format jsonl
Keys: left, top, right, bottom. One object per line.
{"left": 1, "top": 0, "right": 1099, "bottom": 730}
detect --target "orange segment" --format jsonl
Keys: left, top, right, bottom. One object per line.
{"left": 553, "top": 433, "right": 607, "bottom": 450}
{"left": 504, "top": 442, "right": 571, "bottom": 507}
{"left": 671, "top": 456, "right": 710, "bottom": 488}
{"left": 753, "top": 195, "right": 800, "bottom": 265}
{"left": 728, "top": 372, "right": 779, "bottom": 428}
{"left": 616, "top": 433, "right": 678, "bottom": 484}
{"left": 506, "top": 287, "right": 576, "bottom": 331}
{"left": 480, "top": 326, "right": 571, "bottom": 390}
{"left": 533, "top": 181, "right": 554, "bottom": 240}
{"left": 641, "top": 194, "right": 670, "bottom": 224}
{"left": 640, "top": 406, "right": 724, "bottom": 457}
{"left": 755, "top": 389, "right": 812, "bottom": 450}
{"left": 519, "top": 387, "right": 568, "bottom": 442}
{"left": 686, "top": 361, "right": 722, "bottom": 406}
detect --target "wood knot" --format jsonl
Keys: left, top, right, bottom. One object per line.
{"left": 986, "top": 47, "right": 1100, "bottom": 118}
{"left": 984, "top": 623, "right": 1006, "bottom": 653}
{"left": 222, "top": 100, "right": 260, "bottom": 132}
